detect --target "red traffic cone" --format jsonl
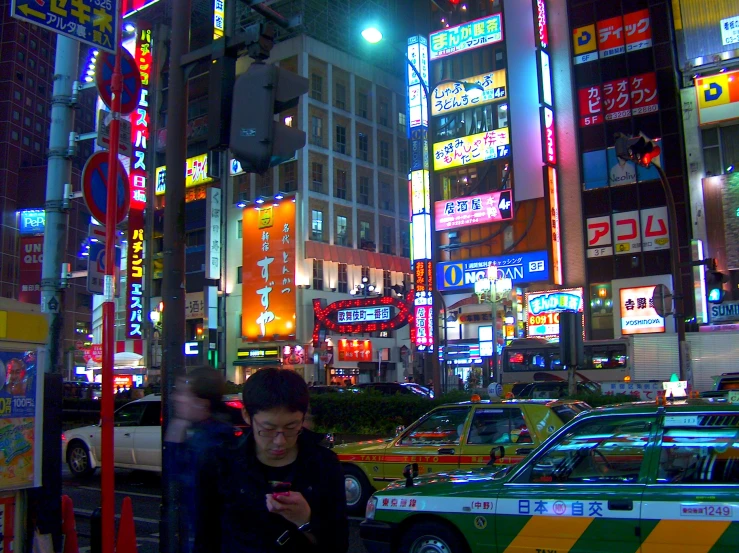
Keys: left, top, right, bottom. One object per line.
{"left": 61, "top": 494, "right": 79, "bottom": 553}
{"left": 115, "top": 496, "right": 138, "bottom": 553}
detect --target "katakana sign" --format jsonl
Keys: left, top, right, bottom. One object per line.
{"left": 11, "top": 0, "right": 118, "bottom": 53}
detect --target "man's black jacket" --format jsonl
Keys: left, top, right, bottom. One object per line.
{"left": 194, "top": 428, "right": 349, "bottom": 553}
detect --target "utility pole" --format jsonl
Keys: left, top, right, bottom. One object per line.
{"left": 35, "top": 33, "right": 79, "bottom": 551}
{"left": 160, "top": 2, "right": 190, "bottom": 552}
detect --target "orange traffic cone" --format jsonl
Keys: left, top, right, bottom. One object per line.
{"left": 61, "top": 494, "right": 79, "bottom": 553}
{"left": 115, "top": 496, "right": 138, "bottom": 553}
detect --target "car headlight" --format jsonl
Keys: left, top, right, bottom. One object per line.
{"left": 365, "top": 496, "right": 377, "bottom": 520}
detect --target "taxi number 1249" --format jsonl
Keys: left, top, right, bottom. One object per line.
{"left": 680, "top": 504, "right": 733, "bottom": 518}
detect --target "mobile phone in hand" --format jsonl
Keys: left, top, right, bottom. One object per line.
{"left": 270, "top": 481, "right": 291, "bottom": 497}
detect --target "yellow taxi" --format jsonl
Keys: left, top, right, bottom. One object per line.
{"left": 334, "top": 398, "right": 590, "bottom": 514}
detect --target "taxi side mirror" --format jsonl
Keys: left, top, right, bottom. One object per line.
{"left": 487, "top": 445, "right": 505, "bottom": 466}
{"left": 403, "top": 462, "right": 419, "bottom": 487}
{"left": 395, "top": 425, "right": 405, "bottom": 437}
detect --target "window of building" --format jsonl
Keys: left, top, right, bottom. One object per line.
{"left": 398, "top": 111, "right": 406, "bottom": 133}
{"left": 34, "top": 141, "right": 41, "bottom": 152}
{"left": 360, "top": 222, "right": 371, "bottom": 242}
{"left": 358, "top": 133, "right": 368, "bottom": 161}
{"left": 311, "top": 209, "right": 323, "bottom": 241}
{"left": 310, "top": 116, "right": 323, "bottom": 147}
{"left": 379, "top": 100, "right": 389, "bottom": 127}
{"left": 237, "top": 220, "right": 242, "bottom": 239}
{"left": 40, "top": 47, "right": 48, "bottom": 59}
{"left": 282, "top": 161, "right": 296, "bottom": 192}
{"left": 311, "top": 162, "right": 324, "bottom": 193}
{"left": 336, "top": 215, "right": 347, "bottom": 246}
{"left": 30, "top": 39, "right": 37, "bottom": 50}
{"left": 39, "top": 65, "right": 46, "bottom": 77}
{"left": 335, "top": 169, "right": 347, "bottom": 199}
{"left": 358, "top": 92, "right": 368, "bottom": 118}
{"left": 256, "top": 173, "right": 272, "bottom": 198}
{"left": 359, "top": 176, "right": 370, "bottom": 205}
{"left": 12, "top": 111, "right": 20, "bottom": 122}
{"left": 381, "top": 225, "right": 393, "bottom": 254}
{"left": 24, "top": 116, "right": 31, "bottom": 127}
{"left": 11, "top": 131, "right": 18, "bottom": 142}
{"left": 338, "top": 263, "right": 348, "bottom": 293}
{"left": 335, "top": 125, "right": 346, "bottom": 154}
{"left": 16, "top": 72, "right": 24, "bottom": 82}
{"left": 380, "top": 181, "right": 393, "bottom": 211}
{"left": 27, "top": 77, "right": 34, "bottom": 88}
{"left": 383, "top": 270, "right": 392, "bottom": 297}
{"left": 399, "top": 146, "right": 408, "bottom": 169}
{"left": 313, "top": 259, "right": 324, "bottom": 291}
{"left": 237, "top": 266, "right": 243, "bottom": 284}
{"left": 29, "top": 58, "right": 36, "bottom": 69}
{"left": 35, "top": 122, "right": 42, "bottom": 132}
{"left": 702, "top": 124, "right": 739, "bottom": 176}
{"left": 36, "top": 103, "right": 44, "bottom": 114}
{"left": 361, "top": 266, "right": 370, "bottom": 283}
{"left": 380, "top": 141, "right": 390, "bottom": 168}
{"left": 17, "top": 51, "right": 25, "bottom": 62}
{"left": 18, "top": 31, "right": 26, "bottom": 43}
{"left": 311, "top": 73, "right": 323, "bottom": 102}
{"left": 335, "top": 83, "right": 346, "bottom": 110}
{"left": 401, "top": 229, "right": 410, "bottom": 258}
{"left": 13, "top": 90, "right": 21, "bottom": 101}
{"left": 22, "top": 136, "right": 30, "bottom": 146}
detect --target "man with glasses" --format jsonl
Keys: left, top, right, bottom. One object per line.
{"left": 195, "top": 367, "right": 348, "bottom": 553}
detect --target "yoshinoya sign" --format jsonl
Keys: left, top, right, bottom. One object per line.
{"left": 709, "top": 300, "right": 739, "bottom": 324}
{"left": 437, "top": 251, "right": 549, "bottom": 292}
{"left": 619, "top": 285, "right": 665, "bottom": 335}
{"left": 337, "top": 306, "right": 392, "bottom": 324}
{"left": 435, "top": 190, "right": 513, "bottom": 231}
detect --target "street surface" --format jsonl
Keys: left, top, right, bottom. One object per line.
{"left": 62, "top": 466, "right": 367, "bottom": 553}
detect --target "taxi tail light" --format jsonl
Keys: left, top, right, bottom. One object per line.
{"left": 61, "top": 433, "right": 66, "bottom": 442}
{"left": 471, "top": 394, "right": 481, "bottom": 402}
{"left": 225, "top": 401, "right": 243, "bottom": 409}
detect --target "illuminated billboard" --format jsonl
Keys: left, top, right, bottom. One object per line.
{"left": 525, "top": 288, "right": 584, "bottom": 339}
{"left": 573, "top": 9, "right": 651, "bottom": 65}
{"left": 123, "top": 0, "right": 161, "bottom": 17}
{"left": 437, "top": 251, "right": 549, "bottom": 292}
{"left": 431, "top": 69, "right": 506, "bottom": 116}
{"left": 696, "top": 69, "right": 739, "bottom": 126}
{"left": 433, "top": 129, "right": 510, "bottom": 171}
{"left": 155, "top": 153, "right": 215, "bottom": 195}
{"left": 435, "top": 190, "right": 512, "bottom": 231}
{"left": 429, "top": 14, "right": 503, "bottom": 60}
{"left": 241, "top": 201, "right": 296, "bottom": 341}
{"left": 619, "top": 286, "right": 665, "bottom": 335}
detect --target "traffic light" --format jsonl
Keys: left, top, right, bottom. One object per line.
{"left": 230, "top": 62, "right": 308, "bottom": 174}
{"left": 614, "top": 132, "right": 661, "bottom": 167}
{"left": 706, "top": 261, "right": 728, "bottom": 304}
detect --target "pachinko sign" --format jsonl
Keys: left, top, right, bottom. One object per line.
{"left": 126, "top": 23, "right": 152, "bottom": 340}
{"left": 433, "top": 129, "right": 510, "bottom": 171}
{"left": 241, "top": 200, "right": 296, "bottom": 341}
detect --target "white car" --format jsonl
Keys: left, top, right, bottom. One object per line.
{"left": 62, "top": 394, "right": 246, "bottom": 478}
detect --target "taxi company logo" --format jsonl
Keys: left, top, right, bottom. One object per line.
{"left": 553, "top": 501, "right": 567, "bottom": 515}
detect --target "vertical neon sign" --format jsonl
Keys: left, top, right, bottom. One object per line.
{"left": 534, "top": 0, "right": 562, "bottom": 285}
{"left": 407, "top": 35, "right": 433, "bottom": 351}
{"left": 126, "top": 22, "right": 152, "bottom": 339}
{"left": 213, "top": 0, "right": 225, "bottom": 39}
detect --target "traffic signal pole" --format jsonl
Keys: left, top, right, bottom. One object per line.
{"left": 101, "top": 2, "right": 125, "bottom": 553}
{"left": 35, "top": 33, "right": 79, "bottom": 551}
{"left": 161, "top": 1, "right": 190, "bottom": 551}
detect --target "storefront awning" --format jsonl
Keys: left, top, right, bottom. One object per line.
{"left": 304, "top": 241, "right": 410, "bottom": 273}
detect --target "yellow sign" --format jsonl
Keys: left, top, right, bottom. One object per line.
{"left": 154, "top": 153, "right": 215, "bottom": 195}
{"left": 433, "top": 129, "right": 510, "bottom": 171}
{"left": 572, "top": 24, "right": 597, "bottom": 55}
{"left": 410, "top": 170, "right": 430, "bottom": 214}
{"left": 696, "top": 70, "right": 739, "bottom": 126}
{"left": 258, "top": 206, "right": 274, "bottom": 229}
{"left": 431, "top": 70, "right": 507, "bottom": 116}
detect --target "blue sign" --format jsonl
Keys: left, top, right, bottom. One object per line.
{"left": 11, "top": 0, "right": 118, "bottom": 53}
{"left": 87, "top": 240, "right": 121, "bottom": 295}
{"left": 437, "top": 251, "right": 550, "bottom": 292}
{"left": 18, "top": 210, "right": 45, "bottom": 235}
{"left": 582, "top": 147, "right": 663, "bottom": 190}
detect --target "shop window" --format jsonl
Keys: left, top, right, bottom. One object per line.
{"left": 397, "top": 111, "right": 406, "bottom": 133}
{"left": 282, "top": 161, "right": 296, "bottom": 192}
{"left": 401, "top": 230, "right": 410, "bottom": 258}
{"left": 379, "top": 100, "right": 389, "bottom": 127}
{"left": 357, "top": 92, "right": 368, "bottom": 119}
{"left": 361, "top": 266, "right": 370, "bottom": 283}
{"left": 360, "top": 222, "right": 371, "bottom": 243}
{"left": 380, "top": 181, "right": 393, "bottom": 211}
{"left": 310, "top": 116, "right": 323, "bottom": 147}
{"left": 379, "top": 141, "right": 390, "bottom": 168}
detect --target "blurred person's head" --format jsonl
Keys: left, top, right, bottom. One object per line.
{"left": 241, "top": 367, "right": 310, "bottom": 466}
{"left": 6, "top": 359, "right": 25, "bottom": 386}
{"left": 174, "top": 365, "right": 225, "bottom": 423}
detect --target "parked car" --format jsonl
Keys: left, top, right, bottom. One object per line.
{"left": 335, "top": 397, "right": 590, "bottom": 515}
{"left": 361, "top": 398, "right": 739, "bottom": 553}
{"left": 516, "top": 380, "right": 601, "bottom": 399}
{"left": 308, "top": 385, "right": 357, "bottom": 394}
{"left": 702, "top": 372, "right": 739, "bottom": 398}
{"left": 354, "top": 382, "right": 434, "bottom": 398}
{"left": 63, "top": 381, "right": 102, "bottom": 400}
{"left": 62, "top": 394, "right": 246, "bottom": 478}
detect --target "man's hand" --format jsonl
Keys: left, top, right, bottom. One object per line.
{"left": 265, "top": 491, "right": 311, "bottom": 528}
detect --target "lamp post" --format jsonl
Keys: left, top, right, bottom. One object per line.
{"left": 350, "top": 276, "right": 379, "bottom": 297}
{"left": 362, "top": 26, "right": 483, "bottom": 396}
{"left": 474, "top": 266, "right": 512, "bottom": 388}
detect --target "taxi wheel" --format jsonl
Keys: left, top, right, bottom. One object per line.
{"left": 343, "top": 465, "right": 372, "bottom": 516}
{"left": 67, "top": 441, "right": 95, "bottom": 479}
{"left": 399, "top": 521, "right": 469, "bottom": 553}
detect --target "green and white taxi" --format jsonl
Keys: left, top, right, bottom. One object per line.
{"left": 360, "top": 399, "right": 739, "bottom": 553}
{"left": 335, "top": 398, "right": 590, "bottom": 515}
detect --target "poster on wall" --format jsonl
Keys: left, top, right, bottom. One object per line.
{"left": 582, "top": 147, "right": 662, "bottom": 190}
{"left": 0, "top": 351, "right": 42, "bottom": 490}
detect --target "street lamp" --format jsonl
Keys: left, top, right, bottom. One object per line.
{"left": 350, "top": 276, "right": 379, "bottom": 297}
{"left": 361, "top": 27, "right": 383, "bottom": 44}
{"left": 474, "top": 266, "right": 513, "bottom": 387}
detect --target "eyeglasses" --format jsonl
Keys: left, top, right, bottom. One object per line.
{"left": 253, "top": 419, "right": 303, "bottom": 439}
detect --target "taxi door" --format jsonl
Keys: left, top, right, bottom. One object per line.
{"left": 494, "top": 414, "right": 656, "bottom": 553}
{"left": 640, "top": 412, "right": 739, "bottom": 553}
{"left": 385, "top": 406, "right": 470, "bottom": 480}
{"left": 459, "top": 406, "right": 538, "bottom": 471}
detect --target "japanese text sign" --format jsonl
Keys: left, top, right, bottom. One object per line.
{"left": 407, "top": 36, "right": 429, "bottom": 130}
{"left": 574, "top": 10, "right": 651, "bottom": 64}
{"left": 431, "top": 70, "right": 507, "bottom": 116}
{"left": 623, "top": 10, "right": 652, "bottom": 52}
{"left": 435, "top": 190, "right": 513, "bottom": 231}
{"left": 629, "top": 72, "right": 659, "bottom": 115}
{"left": 572, "top": 24, "right": 598, "bottom": 65}
{"left": 242, "top": 201, "right": 296, "bottom": 341}
{"left": 578, "top": 85, "right": 603, "bottom": 127}
{"left": 19, "top": 236, "right": 43, "bottom": 305}
{"left": 586, "top": 207, "right": 669, "bottom": 258}
{"left": 337, "top": 340, "right": 372, "bottom": 362}
{"left": 535, "top": 0, "right": 548, "bottom": 49}
{"left": 337, "top": 307, "right": 392, "bottom": 324}
{"left": 437, "top": 251, "right": 549, "bottom": 292}
{"left": 603, "top": 78, "right": 631, "bottom": 120}
{"left": 429, "top": 14, "right": 503, "bottom": 60}
{"left": 695, "top": 69, "right": 739, "bottom": 126}
{"left": 525, "top": 288, "right": 584, "bottom": 339}
{"left": 721, "top": 16, "right": 739, "bottom": 46}
{"left": 597, "top": 16, "right": 625, "bottom": 58}
{"left": 433, "top": 129, "right": 510, "bottom": 171}
{"left": 213, "top": 0, "right": 225, "bottom": 39}
{"left": 12, "top": 0, "right": 117, "bottom": 53}
{"left": 125, "top": 23, "right": 152, "bottom": 340}
{"left": 620, "top": 286, "right": 665, "bottom": 334}
{"left": 155, "top": 153, "right": 215, "bottom": 195}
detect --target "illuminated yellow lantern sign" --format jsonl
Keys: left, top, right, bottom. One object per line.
{"left": 433, "top": 129, "right": 510, "bottom": 171}
{"left": 431, "top": 69, "right": 507, "bottom": 116}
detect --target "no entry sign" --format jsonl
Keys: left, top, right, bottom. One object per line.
{"left": 81, "top": 152, "right": 130, "bottom": 226}
{"left": 95, "top": 48, "right": 142, "bottom": 115}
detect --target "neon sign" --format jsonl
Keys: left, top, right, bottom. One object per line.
{"left": 433, "top": 129, "right": 510, "bottom": 171}
{"left": 429, "top": 14, "right": 503, "bottom": 60}
{"left": 525, "top": 287, "right": 584, "bottom": 339}
{"left": 435, "top": 190, "right": 513, "bottom": 231}
{"left": 312, "top": 294, "right": 413, "bottom": 346}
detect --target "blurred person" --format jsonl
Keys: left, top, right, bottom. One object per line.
{"left": 6, "top": 358, "right": 27, "bottom": 396}
{"left": 196, "top": 367, "right": 348, "bottom": 553}
{"left": 165, "top": 366, "right": 236, "bottom": 553}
